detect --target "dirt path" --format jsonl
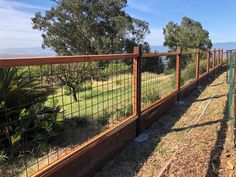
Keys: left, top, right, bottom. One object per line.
{"left": 95, "top": 71, "right": 235, "bottom": 177}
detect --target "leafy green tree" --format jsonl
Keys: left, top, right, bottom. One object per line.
{"left": 163, "top": 17, "right": 212, "bottom": 68}
{"left": 32, "top": 0, "right": 150, "bottom": 55}
{"left": 163, "top": 16, "right": 212, "bottom": 51}
{"left": 32, "top": 0, "right": 150, "bottom": 99}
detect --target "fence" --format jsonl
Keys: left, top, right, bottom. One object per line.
{"left": 228, "top": 50, "right": 236, "bottom": 146}
{"left": 0, "top": 47, "right": 225, "bottom": 177}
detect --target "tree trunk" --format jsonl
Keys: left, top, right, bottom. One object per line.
{"left": 71, "top": 86, "right": 78, "bottom": 102}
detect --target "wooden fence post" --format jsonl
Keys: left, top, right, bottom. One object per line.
{"left": 133, "top": 46, "right": 142, "bottom": 134}
{"left": 176, "top": 47, "right": 181, "bottom": 101}
{"left": 196, "top": 49, "right": 200, "bottom": 81}
{"left": 206, "top": 49, "right": 210, "bottom": 75}
{"left": 221, "top": 49, "right": 223, "bottom": 65}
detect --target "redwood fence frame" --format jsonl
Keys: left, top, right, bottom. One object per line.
{"left": 0, "top": 47, "right": 227, "bottom": 177}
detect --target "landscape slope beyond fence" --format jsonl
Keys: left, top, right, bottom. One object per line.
{"left": 0, "top": 47, "right": 229, "bottom": 177}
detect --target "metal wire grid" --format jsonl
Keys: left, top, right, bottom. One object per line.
{"left": 0, "top": 59, "right": 134, "bottom": 176}
{"left": 141, "top": 56, "right": 176, "bottom": 110}
{"left": 199, "top": 52, "right": 207, "bottom": 75}
{"left": 209, "top": 51, "right": 214, "bottom": 70}
{"left": 180, "top": 53, "right": 196, "bottom": 86}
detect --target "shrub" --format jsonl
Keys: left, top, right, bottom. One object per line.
{"left": 181, "top": 62, "right": 196, "bottom": 85}
{"left": 97, "top": 111, "right": 110, "bottom": 126}
{"left": 0, "top": 68, "right": 60, "bottom": 157}
{"left": 142, "top": 89, "right": 160, "bottom": 106}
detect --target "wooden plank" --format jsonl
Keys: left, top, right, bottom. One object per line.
{"left": 142, "top": 52, "right": 178, "bottom": 57}
{"left": 0, "top": 53, "right": 137, "bottom": 68}
{"left": 176, "top": 47, "right": 181, "bottom": 101}
{"left": 133, "top": 46, "right": 142, "bottom": 134}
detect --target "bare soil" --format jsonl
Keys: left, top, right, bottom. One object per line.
{"left": 95, "top": 71, "right": 236, "bottom": 177}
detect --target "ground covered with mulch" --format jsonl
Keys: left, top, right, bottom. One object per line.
{"left": 95, "top": 71, "right": 236, "bottom": 177}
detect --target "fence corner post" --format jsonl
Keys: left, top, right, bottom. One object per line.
{"left": 196, "top": 48, "right": 200, "bottom": 82}
{"left": 133, "top": 46, "right": 142, "bottom": 135}
{"left": 176, "top": 46, "right": 182, "bottom": 101}
{"left": 206, "top": 48, "right": 210, "bottom": 76}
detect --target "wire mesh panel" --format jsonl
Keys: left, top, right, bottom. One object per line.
{"left": 141, "top": 55, "right": 176, "bottom": 110}
{"left": 215, "top": 50, "right": 220, "bottom": 66}
{"left": 181, "top": 53, "right": 196, "bottom": 86}
{"left": 199, "top": 52, "right": 207, "bottom": 75}
{"left": 223, "top": 51, "right": 227, "bottom": 65}
{"left": 209, "top": 51, "right": 213, "bottom": 70}
{"left": 0, "top": 59, "right": 134, "bottom": 176}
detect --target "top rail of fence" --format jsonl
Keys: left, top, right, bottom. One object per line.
{"left": 0, "top": 53, "right": 138, "bottom": 67}
{"left": 0, "top": 48, "right": 226, "bottom": 68}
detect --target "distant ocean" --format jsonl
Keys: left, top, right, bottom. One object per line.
{"left": 151, "top": 42, "right": 236, "bottom": 52}
{"left": 0, "top": 42, "right": 235, "bottom": 58}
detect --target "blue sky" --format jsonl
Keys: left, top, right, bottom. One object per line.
{"left": 0, "top": 0, "right": 236, "bottom": 49}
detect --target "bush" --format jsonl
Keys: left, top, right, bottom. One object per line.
{"left": 142, "top": 89, "right": 160, "bottom": 106}
{"left": 181, "top": 62, "right": 196, "bottom": 85}
{"left": 97, "top": 111, "right": 110, "bottom": 126}
{"left": 142, "top": 57, "right": 164, "bottom": 74}
{"left": 0, "top": 68, "right": 60, "bottom": 158}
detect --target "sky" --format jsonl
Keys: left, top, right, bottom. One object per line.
{"left": 0, "top": 0, "right": 236, "bottom": 49}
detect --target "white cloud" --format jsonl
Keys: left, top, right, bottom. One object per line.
{"left": 145, "top": 28, "right": 164, "bottom": 46}
{"left": 0, "top": 0, "right": 45, "bottom": 49}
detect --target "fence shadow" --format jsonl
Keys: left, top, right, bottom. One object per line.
{"left": 205, "top": 94, "right": 229, "bottom": 177}
{"left": 95, "top": 72, "right": 224, "bottom": 177}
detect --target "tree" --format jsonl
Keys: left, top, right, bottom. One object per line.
{"left": 163, "top": 17, "right": 212, "bottom": 51}
{"left": 32, "top": 0, "right": 150, "bottom": 55}
{"left": 163, "top": 17, "right": 212, "bottom": 69}
{"left": 32, "top": 0, "right": 150, "bottom": 100}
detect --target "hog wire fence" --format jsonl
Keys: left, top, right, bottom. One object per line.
{"left": 0, "top": 47, "right": 224, "bottom": 176}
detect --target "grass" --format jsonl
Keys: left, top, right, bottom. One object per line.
{"left": 1, "top": 70, "right": 176, "bottom": 177}
{"left": 46, "top": 71, "right": 176, "bottom": 123}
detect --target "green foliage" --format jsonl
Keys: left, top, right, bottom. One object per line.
{"left": 163, "top": 16, "right": 212, "bottom": 51}
{"left": 0, "top": 68, "right": 59, "bottom": 153}
{"left": 96, "top": 62, "right": 132, "bottom": 81}
{"left": 97, "top": 111, "right": 110, "bottom": 126}
{"left": 0, "top": 151, "right": 8, "bottom": 165}
{"left": 181, "top": 62, "right": 196, "bottom": 85}
{"left": 142, "top": 89, "right": 160, "bottom": 106}
{"left": 32, "top": 0, "right": 150, "bottom": 55}
{"left": 142, "top": 57, "right": 164, "bottom": 74}
{"left": 55, "top": 62, "right": 97, "bottom": 101}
